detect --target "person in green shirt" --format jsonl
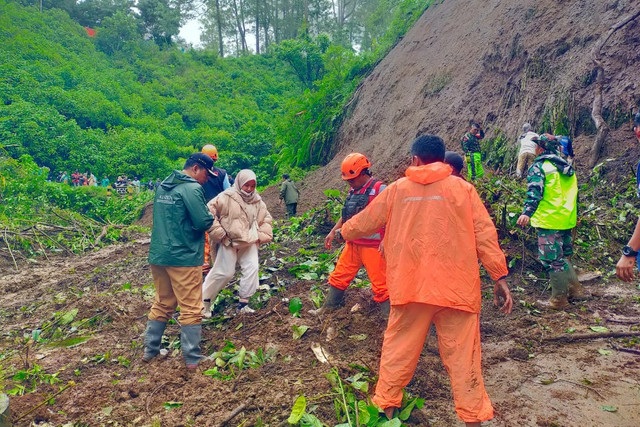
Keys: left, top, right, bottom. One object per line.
{"left": 143, "top": 153, "right": 215, "bottom": 369}
{"left": 460, "top": 121, "right": 485, "bottom": 180}
{"left": 279, "top": 173, "right": 300, "bottom": 218}
{"left": 516, "top": 134, "right": 583, "bottom": 309}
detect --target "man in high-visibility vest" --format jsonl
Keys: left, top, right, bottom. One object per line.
{"left": 517, "top": 134, "right": 583, "bottom": 309}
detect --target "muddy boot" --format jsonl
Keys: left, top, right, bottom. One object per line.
{"left": 181, "top": 324, "right": 202, "bottom": 369}
{"left": 548, "top": 270, "right": 570, "bottom": 310}
{"left": 309, "top": 286, "right": 345, "bottom": 315}
{"left": 143, "top": 319, "right": 166, "bottom": 362}
{"left": 379, "top": 299, "right": 390, "bottom": 318}
{"left": 566, "top": 265, "right": 586, "bottom": 301}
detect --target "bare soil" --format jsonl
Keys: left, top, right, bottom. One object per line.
{"left": 1, "top": 229, "right": 639, "bottom": 426}
{"left": 283, "top": 0, "right": 640, "bottom": 215}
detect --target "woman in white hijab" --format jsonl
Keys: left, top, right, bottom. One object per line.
{"left": 202, "top": 169, "right": 273, "bottom": 315}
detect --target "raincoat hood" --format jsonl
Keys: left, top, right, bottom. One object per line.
{"left": 536, "top": 154, "right": 575, "bottom": 176}
{"left": 405, "top": 162, "right": 453, "bottom": 184}
{"left": 160, "top": 170, "right": 199, "bottom": 191}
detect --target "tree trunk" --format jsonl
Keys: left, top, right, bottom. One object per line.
{"left": 589, "top": 7, "right": 640, "bottom": 167}
{"left": 215, "top": 0, "right": 224, "bottom": 57}
{"left": 255, "top": 0, "right": 260, "bottom": 54}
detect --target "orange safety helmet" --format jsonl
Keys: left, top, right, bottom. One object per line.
{"left": 341, "top": 153, "right": 371, "bottom": 180}
{"left": 201, "top": 144, "right": 218, "bottom": 161}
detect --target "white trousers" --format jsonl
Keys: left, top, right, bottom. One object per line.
{"left": 202, "top": 243, "right": 259, "bottom": 302}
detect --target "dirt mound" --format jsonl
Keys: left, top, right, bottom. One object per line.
{"left": 285, "top": 0, "right": 640, "bottom": 212}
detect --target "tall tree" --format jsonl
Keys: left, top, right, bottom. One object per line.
{"left": 137, "top": 0, "right": 193, "bottom": 46}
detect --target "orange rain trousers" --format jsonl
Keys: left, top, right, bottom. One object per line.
{"left": 328, "top": 242, "right": 388, "bottom": 303}
{"left": 373, "top": 303, "right": 494, "bottom": 423}
{"left": 149, "top": 265, "right": 203, "bottom": 325}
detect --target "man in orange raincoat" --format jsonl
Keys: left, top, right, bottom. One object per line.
{"left": 341, "top": 134, "right": 513, "bottom": 426}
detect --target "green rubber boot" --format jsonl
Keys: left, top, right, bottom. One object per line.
{"left": 181, "top": 324, "right": 202, "bottom": 368}
{"left": 566, "top": 265, "right": 586, "bottom": 301}
{"left": 548, "top": 270, "right": 570, "bottom": 310}
{"left": 143, "top": 319, "right": 167, "bottom": 362}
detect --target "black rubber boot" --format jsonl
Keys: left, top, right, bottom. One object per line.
{"left": 143, "top": 319, "right": 166, "bottom": 362}
{"left": 324, "top": 286, "right": 346, "bottom": 309}
{"left": 379, "top": 299, "right": 390, "bottom": 318}
{"left": 309, "top": 286, "right": 345, "bottom": 315}
{"left": 181, "top": 324, "right": 202, "bottom": 368}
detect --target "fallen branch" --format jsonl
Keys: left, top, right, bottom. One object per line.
{"left": 13, "top": 381, "right": 75, "bottom": 421}
{"left": 543, "top": 331, "right": 640, "bottom": 342}
{"left": 218, "top": 402, "right": 247, "bottom": 426}
{"left": 2, "top": 227, "right": 18, "bottom": 270}
{"left": 611, "top": 344, "right": 640, "bottom": 356}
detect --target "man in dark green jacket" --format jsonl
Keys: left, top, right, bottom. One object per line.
{"left": 280, "top": 173, "right": 300, "bottom": 218}
{"left": 144, "top": 153, "right": 215, "bottom": 369}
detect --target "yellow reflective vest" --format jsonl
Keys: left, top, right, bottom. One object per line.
{"left": 531, "top": 161, "right": 578, "bottom": 230}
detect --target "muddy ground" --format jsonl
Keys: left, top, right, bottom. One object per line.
{"left": 1, "top": 222, "right": 639, "bottom": 427}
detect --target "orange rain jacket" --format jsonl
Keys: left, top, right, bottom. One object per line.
{"left": 341, "top": 162, "right": 508, "bottom": 313}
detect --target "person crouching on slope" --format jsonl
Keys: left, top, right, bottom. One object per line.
{"left": 311, "top": 153, "right": 390, "bottom": 316}
{"left": 202, "top": 169, "right": 273, "bottom": 316}
{"left": 341, "top": 135, "right": 513, "bottom": 425}
{"left": 516, "top": 134, "right": 584, "bottom": 309}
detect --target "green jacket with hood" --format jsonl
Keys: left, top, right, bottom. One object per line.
{"left": 148, "top": 170, "right": 214, "bottom": 266}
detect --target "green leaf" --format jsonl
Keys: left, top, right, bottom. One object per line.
{"left": 399, "top": 397, "right": 418, "bottom": 420}
{"left": 287, "top": 396, "right": 306, "bottom": 424}
{"left": 601, "top": 405, "right": 617, "bottom": 412}
{"left": 565, "top": 327, "right": 576, "bottom": 334}
{"left": 292, "top": 325, "right": 309, "bottom": 340}
{"left": 59, "top": 309, "right": 78, "bottom": 325}
{"left": 300, "top": 413, "right": 324, "bottom": 427}
{"left": 50, "top": 336, "right": 89, "bottom": 348}
{"left": 377, "top": 418, "right": 402, "bottom": 427}
{"left": 163, "top": 401, "right": 183, "bottom": 410}
{"left": 598, "top": 349, "right": 612, "bottom": 356}
{"left": 289, "top": 298, "right": 303, "bottom": 317}
{"left": 589, "top": 326, "right": 609, "bottom": 333}
{"left": 349, "top": 334, "right": 367, "bottom": 341}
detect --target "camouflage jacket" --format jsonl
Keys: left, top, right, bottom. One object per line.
{"left": 460, "top": 130, "right": 483, "bottom": 153}
{"left": 522, "top": 154, "right": 575, "bottom": 217}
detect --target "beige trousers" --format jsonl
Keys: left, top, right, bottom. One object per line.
{"left": 149, "top": 265, "right": 203, "bottom": 325}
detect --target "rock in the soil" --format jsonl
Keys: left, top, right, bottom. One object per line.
{"left": 577, "top": 271, "right": 601, "bottom": 284}
{"left": 350, "top": 303, "right": 362, "bottom": 313}
{"left": 326, "top": 326, "right": 337, "bottom": 342}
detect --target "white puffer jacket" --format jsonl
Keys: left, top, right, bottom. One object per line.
{"left": 207, "top": 190, "right": 273, "bottom": 247}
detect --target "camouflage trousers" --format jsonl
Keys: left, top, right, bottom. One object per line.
{"left": 536, "top": 228, "right": 573, "bottom": 272}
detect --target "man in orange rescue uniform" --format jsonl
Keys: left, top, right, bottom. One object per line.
{"left": 341, "top": 135, "right": 513, "bottom": 425}
{"left": 313, "top": 153, "right": 390, "bottom": 316}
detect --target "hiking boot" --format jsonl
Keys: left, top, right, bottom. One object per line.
{"left": 181, "top": 324, "right": 202, "bottom": 367}
{"left": 203, "top": 299, "right": 212, "bottom": 319}
{"left": 379, "top": 299, "right": 390, "bottom": 318}
{"left": 567, "top": 265, "right": 586, "bottom": 301}
{"left": 309, "top": 286, "right": 345, "bottom": 315}
{"left": 548, "top": 270, "right": 570, "bottom": 310}
{"left": 143, "top": 319, "right": 167, "bottom": 362}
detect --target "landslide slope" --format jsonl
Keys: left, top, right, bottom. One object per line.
{"left": 295, "top": 0, "right": 639, "bottom": 209}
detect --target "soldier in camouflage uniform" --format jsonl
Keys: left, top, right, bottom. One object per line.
{"left": 516, "top": 134, "right": 584, "bottom": 309}
{"left": 460, "top": 121, "right": 485, "bottom": 180}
